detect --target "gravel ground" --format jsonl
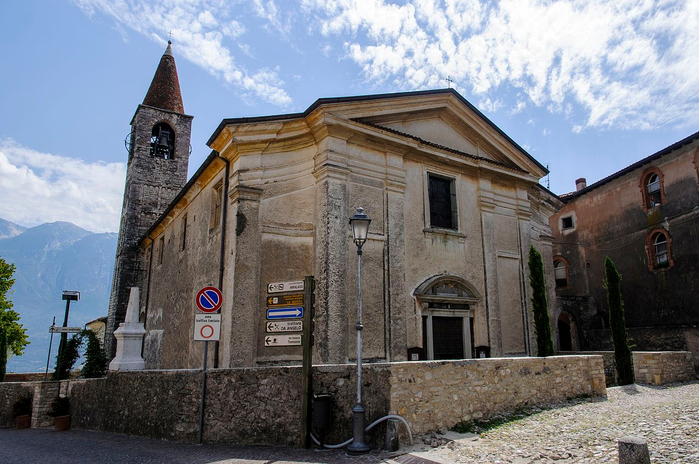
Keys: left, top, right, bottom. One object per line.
{"left": 421, "top": 380, "right": 699, "bottom": 464}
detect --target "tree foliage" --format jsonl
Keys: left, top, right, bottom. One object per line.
{"left": 604, "top": 257, "right": 635, "bottom": 385}
{"left": 53, "top": 333, "right": 83, "bottom": 380}
{"left": 0, "top": 256, "right": 29, "bottom": 382}
{"left": 528, "top": 246, "right": 555, "bottom": 357}
{"left": 81, "top": 329, "right": 107, "bottom": 378}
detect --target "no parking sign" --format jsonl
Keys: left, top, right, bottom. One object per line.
{"left": 194, "top": 286, "right": 222, "bottom": 341}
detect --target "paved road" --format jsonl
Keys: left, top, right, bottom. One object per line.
{"left": 0, "top": 427, "right": 399, "bottom": 464}
{"left": 4, "top": 381, "right": 698, "bottom": 464}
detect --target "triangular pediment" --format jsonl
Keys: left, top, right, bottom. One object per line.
{"left": 316, "top": 90, "right": 547, "bottom": 178}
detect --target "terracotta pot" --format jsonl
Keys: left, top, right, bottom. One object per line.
{"left": 15, "top": 415, "right": 31, "bottom": 429}
{"left": 54, "top": 415, "right": 71, "bottom": 432}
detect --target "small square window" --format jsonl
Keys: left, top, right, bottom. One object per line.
{"left": 561, "top": 216, "right": 574, "bottom": 230}
{"left": 428, "top": 174, "right": 457, "bottom": 230}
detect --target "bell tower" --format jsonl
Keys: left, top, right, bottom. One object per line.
{"left": 105, "top": 41, "right": 193, "bottom": 358}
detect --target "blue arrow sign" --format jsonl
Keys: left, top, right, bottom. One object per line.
{"left": 267, "top": 307, "right": 303, "bottom": 319}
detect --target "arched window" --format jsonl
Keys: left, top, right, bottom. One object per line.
{"left": 150, "top": 123, "right": 175, "bottom": 159}
{"left": 639, "top": 168, "right": 665, "bottom": 212}
{"left": 553, "top": 258, "right": 568, "bottom": 288}
{"left": 653, "top": 233, "right": 668, "bottom": 265}
{"left": 646, "top": 229, "right": 673, "bottom": 270}
{"left": 646, "top": 174, "right": 661, "bottom": 207}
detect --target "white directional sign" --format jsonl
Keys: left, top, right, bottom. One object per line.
{"left": 49, "top": 326, "right": 82, "bottom": 334}
{"left": 267, "top": 307, "right": 303, "bottom": 319}
{"left": 194, "top": 314, "right": 221, "bottom": 341}
{"left": 266, "top": 320, "right": 303, "bottom": 333}
{"left": 267, "top": 280, "right": 304, "bottom": 294}
{"left": 264, "top": 334, "right": 302, "bottom": 347}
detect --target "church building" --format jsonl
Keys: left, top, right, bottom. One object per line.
{"left": 106, "top": 43, "right": 561, "bottom": 369}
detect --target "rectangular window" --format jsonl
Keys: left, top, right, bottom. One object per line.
{"left": 158, "top": 236, "right": 164, "bottom": 265}
{"left": 180, "top": 214, "right": 187, "bottom": 251}
{"left": 561, "top": 216, "right": 574, "bottom": 230}
{"left": 428, "top": 174, "right": 457, "bottom": 230}
{"left": 210, "top": 181, "right": 223, "bottom": 228}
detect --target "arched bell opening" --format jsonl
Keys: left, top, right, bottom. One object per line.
{"left": 150, "top": 122, "right": 175, "bottom": 159}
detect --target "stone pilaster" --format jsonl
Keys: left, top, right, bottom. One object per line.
{"left": 479, "top": 177, "right": 502, "bottom": 356}
{"left": 385, "top": 151, "right": 407, "bottom": 361}
{"left": 222, "top": 184, "right": 263, "bottom": 367}
{"left": 313, "top": 148, "right": 350, "bottom": 364}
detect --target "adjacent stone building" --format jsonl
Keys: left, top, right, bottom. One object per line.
{"left": 122, "top": 57, "right": 561, "bottom": 368}
{"left": 550, "top": 132, "right": 699, "bottom": 370}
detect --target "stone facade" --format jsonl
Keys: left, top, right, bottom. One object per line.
{"left": 105, "top": 45, "right": 192, "bottom": 358}
{"left": 140, "top": 89, "right": 561, "bottom": 370}
{"left": 0, "top": 355, "right": 606, "bottom": 446}
{"left": 550, "top": 133, "right": 699, "bottom": 371}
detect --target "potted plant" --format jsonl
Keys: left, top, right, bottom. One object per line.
{"left": 48, "top": 395, "right": 71, "bottom": 431}
{"left": 11, "top": 393, "right": 32, "bottom": 429}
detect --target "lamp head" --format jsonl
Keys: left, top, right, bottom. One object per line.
{"left": 349, "top": 207, "right": 371, "bottom": 248}
{"left": 62, "top": 290, "right": 80, "bottom": 301}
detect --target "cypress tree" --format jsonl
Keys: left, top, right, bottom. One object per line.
{"left": 604, "top": 257, "right": 634, "bottom": 385}
{"left": 528, "top": 246, "right": 555, "bottom": 357}
{"left": 81, "top": 329, "right": 107, "bottom": 378}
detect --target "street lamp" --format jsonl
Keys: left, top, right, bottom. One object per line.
{"left": 347, "top": 207, "right": 371, "bottom": 455}
{"left": 56, "top": 290, "right": 80, "bottom": 379}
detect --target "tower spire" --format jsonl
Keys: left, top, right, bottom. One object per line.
{"left": 142, "top": 41, "right": 184, "bottom": 113}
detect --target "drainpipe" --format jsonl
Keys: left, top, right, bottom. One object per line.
{"left": 213, "top": 152, "right": 230, "bottom": 368}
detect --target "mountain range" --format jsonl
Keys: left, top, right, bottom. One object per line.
{"left": 0, "top": 217, "right": 117, "bottom": 373}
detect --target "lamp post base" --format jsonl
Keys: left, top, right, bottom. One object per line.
{"left": 346, "top": 404, "right": 371, "bottom": 455}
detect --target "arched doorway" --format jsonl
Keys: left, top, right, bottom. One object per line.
{"left": 414, "top": 276, "right": 481, "bottom": 360}
{"left": 557, "top": 310, "right": 579, "bottom": 351}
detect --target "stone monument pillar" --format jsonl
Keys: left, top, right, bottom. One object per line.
{"left": 109, "top": 287, "right": 146, "bottom": 371}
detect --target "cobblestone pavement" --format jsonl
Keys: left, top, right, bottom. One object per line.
{"left": 2, "top": 381, "right": 698, "bottom": 464}
{"left": 418, "top": 380, "right": 699, "bottom": 464}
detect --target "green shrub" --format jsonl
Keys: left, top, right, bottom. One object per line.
{"left": 11, "top": 393, "right": 32, "bottom": 418}
{"left": 48, "top": 396, "right": 70, "bottom": 417}
{"left": 81, "top": 329, "right": 107, "bottom": 378}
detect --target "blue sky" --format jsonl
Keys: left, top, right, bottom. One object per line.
{"left": 1, "top": 0, "right": 697, "bottom": 233}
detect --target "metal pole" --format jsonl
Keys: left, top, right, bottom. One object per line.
{"left": 56, "top": 299, "right": 71, "bottom": 380}
{"left": 44, "top": 316, "right": 56, "bottom": 381}
{"left": 347, "top": 245, "right": 370, "bottom": 454}
{"left": 198, "top": 340, "right": 208, "bottom": 444}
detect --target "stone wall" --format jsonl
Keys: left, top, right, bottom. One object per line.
{"left": 389, "top": 356, "right": 606, "bottom": 436}
{"left": 0, "top": 382, "right": 33, "bottom": 427}
{"left": 633, "top": 351, "right": 695, "bottom": 385}
{"left": 564, "top": 351, "right": 695, "bottom": 386}
{"left": 2, "top": 356, "right": 604, "bottom": 446}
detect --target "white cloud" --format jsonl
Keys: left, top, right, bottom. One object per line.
{"left": 304, "top": 0, "right": 699, "bottom": 131}
{"left": 72, "top": 0, "right": 291, "bottom": 106}
{"left": 0, "top": 139, "right": 125, "bottom": 233}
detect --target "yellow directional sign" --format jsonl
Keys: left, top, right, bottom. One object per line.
{"left": 266, "top": 294, "right": 304, "bottom": 307}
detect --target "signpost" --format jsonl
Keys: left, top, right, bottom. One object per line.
{"left": 266, "top": 320, "right": 303, "bottom": 333}
{"left": 266, "top": 307, "right": 303, "bottom": 319}
{"left": 267, "top": 280, "right": 304, "bottom": 294}
{"left": 49, "top": 326, "right": 82, "bottom": 334}
{"left": 264, "top": 334, "right": 302, "bottom": 346}
{"left": 195, "top": 285, "right": 222, "bottom": 445}
{"left": 264, "top": 277, "right": 314, "bottom": 447}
